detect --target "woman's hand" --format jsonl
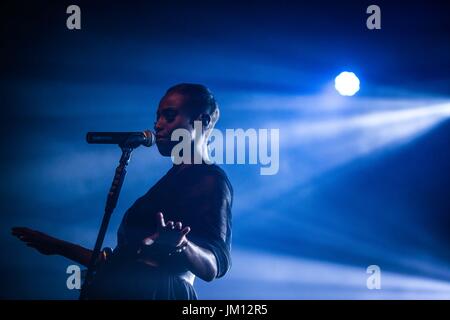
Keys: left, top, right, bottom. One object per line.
{"left": 143, "top": 212, "right": 191, "bottom": 249}
{"left": 141, "top": 212, "right": 218, "bottom": 281}
{"left": 11, "top": 227, "right": 62, "bottom": 256}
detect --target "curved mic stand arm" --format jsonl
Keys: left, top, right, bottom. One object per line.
{"left": 79, "top": 146, "right": 133, "bottom": 300}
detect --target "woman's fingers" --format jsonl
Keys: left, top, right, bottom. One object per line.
{"left": 21, "top": 236, "right": 38, "bottom": 244}
{"left": 181, "top": 226, "right": 191, "bottom": 236}
{"left": 12, "top": 227, "right": 30, "bottom": 236}
{"left": 12, "top": 227, "right": 51, "bottom": 248}
{"left": 166, "top": 221, "right": 174, "bottom": 229}
{"left": 12, "top": 227, "right": 45, "bottom": 241}
{"left": 156, "top": 212, "right": 166, "bottom": 230}
{"left": 154, "top": 214, "right": 188, "bottom": 238}
{"left": 12, "top": 228, "right": 35, "bottom": 242}
{"left": 12, "top": 226, "right": 29, "bottom": 232}
{"left": 11, "top": 227, "right": 57, "bottom": 255}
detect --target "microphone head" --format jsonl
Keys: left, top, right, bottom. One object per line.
{"left": 142, "top": 130, "right": 156, "bottom": 147}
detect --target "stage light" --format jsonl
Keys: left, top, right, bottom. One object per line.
{"left": 335, "top": 71, "right": 360, "bottom": 96}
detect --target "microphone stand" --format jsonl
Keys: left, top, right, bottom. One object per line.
{"left": 79, "top": 146, "right": 133, "bottom": 300}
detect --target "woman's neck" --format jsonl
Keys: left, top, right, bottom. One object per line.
{"left": 171, "top": 143, "right": 211, "bottom": 167}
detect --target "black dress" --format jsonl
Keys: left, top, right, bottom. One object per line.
{"left": 86, "top": 163, "right": 233, "bottom": 299}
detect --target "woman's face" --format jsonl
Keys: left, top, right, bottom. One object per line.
{"left": 154, "top": 92, "right": 194, "bottom": 157}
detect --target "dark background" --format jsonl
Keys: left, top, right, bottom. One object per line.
{"left": 1, "top": 0, "right": 449, "bottom": 299}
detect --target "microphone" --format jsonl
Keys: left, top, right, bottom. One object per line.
{"left": 86, "top": 130, "right": 156, "bottom": 148}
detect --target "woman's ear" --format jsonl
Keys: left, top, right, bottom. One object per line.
{"left": 200, "top": 113, "right": 211, "bottom": 128}
{"left": 203, "top": 109, "right": 219, "bottom": 145}
{"left": 210, "top": 108, "right": 220, "bottom": 126}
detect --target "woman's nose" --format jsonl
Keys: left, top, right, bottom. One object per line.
{"left": 154, "top": 120, "right": 165, "bottom": 134}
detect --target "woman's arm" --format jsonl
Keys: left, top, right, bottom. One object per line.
{"left": 11, "top": 227, "right": 93, "bottom": 267}
{"left": 180, "top": 239, "right": 218, "bottom": 282}
{"left": 56, "top": 240, "right": 93, "bottom": 267}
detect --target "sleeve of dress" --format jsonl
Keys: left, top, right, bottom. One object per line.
{"left": 178, "top": 168, "right": 233, "bottom": 278}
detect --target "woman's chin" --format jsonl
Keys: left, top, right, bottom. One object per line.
{"left": 156, "top": 142, "right": 173, "bottom": 157}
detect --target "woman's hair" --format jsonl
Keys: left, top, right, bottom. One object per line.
{"left": 164, "top": 83, "right": 220, "bottom": 130}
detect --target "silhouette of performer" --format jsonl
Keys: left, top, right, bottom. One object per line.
{"left": 12, "top": 83, "right": 233, "bottom": 299}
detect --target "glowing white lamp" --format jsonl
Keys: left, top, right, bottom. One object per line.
{"left": 335, "top": 71, "right": 360, "bottom": 96}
